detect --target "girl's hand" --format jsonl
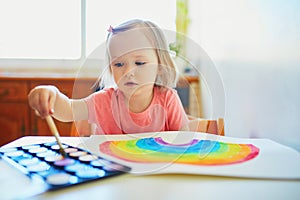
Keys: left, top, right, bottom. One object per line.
{"left": 28, "top": 85, "right": 58, "bottom": 118}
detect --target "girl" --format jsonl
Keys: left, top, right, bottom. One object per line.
{"left": 28, "top": 19, "right": 189, "bottom": 134}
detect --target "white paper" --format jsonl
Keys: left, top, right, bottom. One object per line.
{"left": 80, "top": 131, "right": 300, "bottom": 179}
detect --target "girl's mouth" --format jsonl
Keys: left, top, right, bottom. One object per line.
{"left": 124, "top": 81, "right": 138, "bottom": 87}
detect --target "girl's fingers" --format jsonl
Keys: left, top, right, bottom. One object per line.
{"left": 48, "top": 91, "right": 56, "bottom": 115}
{"left": 34, "top": 109, "right": 41, "bottom": 117}
{"left": 28, "top": 86, "right": 57, "bottom": 118}
{"left": 28, "top": 89, "right": 40, "bottom": 110}
{"left": 38, "top": 92, "right": 51, "bottom": 118}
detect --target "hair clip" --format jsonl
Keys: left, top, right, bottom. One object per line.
{"left": 107, "top": 25, "right": 114, "bottom": 33}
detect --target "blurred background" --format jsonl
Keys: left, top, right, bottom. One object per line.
{"left": 0, "top": 0, "right": 299, "bottom": 150}
{"left": 189, "top": 0, "right": 300, "bottom": 150}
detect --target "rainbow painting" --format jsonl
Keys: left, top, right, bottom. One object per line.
{"left": 99, "top": 137, "right": 260, "bottom": 166}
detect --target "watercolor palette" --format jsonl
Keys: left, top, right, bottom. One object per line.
{"left": 0, "top": 141, "right": 130, "bottom": 190}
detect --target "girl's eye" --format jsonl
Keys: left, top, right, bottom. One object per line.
{"left": 135, "top": 61, "right": 146, "bottom": 66}
{"left": 114, "top": 62, "right": 124, "bottom": 67}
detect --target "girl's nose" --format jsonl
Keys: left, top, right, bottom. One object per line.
{"left": 124, "top": 64, "right": 136, "bottom": 77}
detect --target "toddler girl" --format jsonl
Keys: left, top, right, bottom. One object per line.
{"left": 28, "top": 19, "right": 189, "bottom": 134}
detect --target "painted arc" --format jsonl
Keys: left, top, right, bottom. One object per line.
{"left": 99, "top": 137, "right": 260, "bottom": 166}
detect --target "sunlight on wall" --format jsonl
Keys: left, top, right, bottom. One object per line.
{"left": 187, "top": 0, "right": 300, "bottom": 149}
{"left": 189, "top": 0, "right": 300, "bottom": 63}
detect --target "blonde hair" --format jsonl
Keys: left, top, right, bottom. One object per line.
{"left": 98, "top": 19, "right": 178, "bottom": 89}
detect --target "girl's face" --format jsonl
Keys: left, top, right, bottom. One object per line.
{"left": 108, "top": 30, "right": 159, "bottom": 97}
{"left": 110, "top": 49, "right": 158, "bottom": 96}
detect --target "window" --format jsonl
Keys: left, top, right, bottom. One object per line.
{"left": 0, "top": 0, "right": 81, "bottom": 60}
{"left": 0, "top": 0, "right": 176, "bottom": 69}
{"left": 86, "top": 0, "right": 176, "bottom": 57}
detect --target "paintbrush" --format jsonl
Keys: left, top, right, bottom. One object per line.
{"left": 45, "top": 115, "right": 67, "bottom": 157}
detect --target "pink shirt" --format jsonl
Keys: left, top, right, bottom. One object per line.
{"left": 85, "top": 86, "right": 188, "bottom": 134}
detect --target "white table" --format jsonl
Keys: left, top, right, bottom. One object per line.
{"left": 1, "top": 136, "right": 300, "bottom": 200}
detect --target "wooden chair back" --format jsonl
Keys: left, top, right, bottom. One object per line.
{"left": 188, "top": 116, "right": 224, "bottom": 136}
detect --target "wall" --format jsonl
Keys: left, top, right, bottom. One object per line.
{"left": 188, "top": 0, "right": 300, "bottom": 150}
{"left": 217, "top": 62, "right": 300, "bottom": 150}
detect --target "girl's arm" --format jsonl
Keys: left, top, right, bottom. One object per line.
{"left": 28, "top": 85, "right": 88, "bottom": 122}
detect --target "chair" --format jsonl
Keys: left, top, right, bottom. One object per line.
{"left": 187, "top": 115, "right": 224, "bottom": 136}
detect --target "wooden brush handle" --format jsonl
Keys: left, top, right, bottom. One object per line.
{"left": 45, "top": 115, "right": 65, "bottom": 152}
